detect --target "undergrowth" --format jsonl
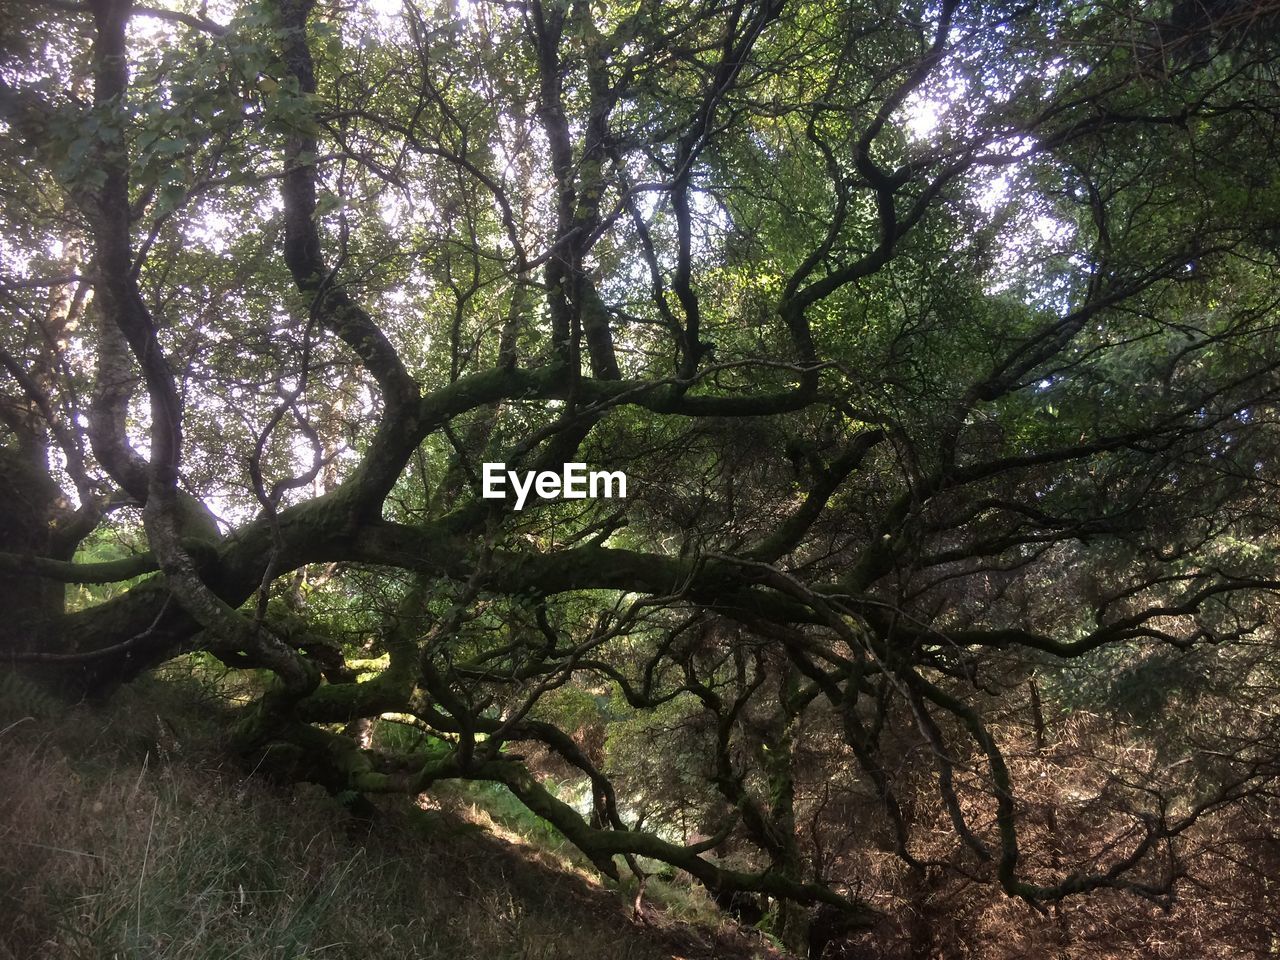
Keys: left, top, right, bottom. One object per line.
{"left": 0, "top": 666, "right": 769, "bottom": 960}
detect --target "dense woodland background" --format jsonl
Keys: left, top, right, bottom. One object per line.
{"left": 4, "top": 0, "right": 1280, "bottom": 956}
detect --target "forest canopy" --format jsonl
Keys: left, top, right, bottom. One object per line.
{"left": 3, "top": 0, "right": 1280, "bottom": 954}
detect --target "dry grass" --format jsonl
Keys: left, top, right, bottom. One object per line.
{"left": 0, "top": 675, "right": 773, "bottom": 960}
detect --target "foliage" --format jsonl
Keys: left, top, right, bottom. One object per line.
{"left": 4, "top": 0, "right": 1280, "bottom": 955}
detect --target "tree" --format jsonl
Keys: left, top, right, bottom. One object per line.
{"left": 3, "top": 0, "right": 1280, "bottom": 953}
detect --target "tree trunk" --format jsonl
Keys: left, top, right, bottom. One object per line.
{"left": 0, "top": 444, "right": 66, "bottom": 655}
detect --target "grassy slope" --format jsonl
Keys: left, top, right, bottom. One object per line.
{"left": 0, "top": 673, "right": 777, "bottom": 960}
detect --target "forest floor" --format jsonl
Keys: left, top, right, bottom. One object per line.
{"left": 0, "top": 669, "right": 782, "bottom": 960}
